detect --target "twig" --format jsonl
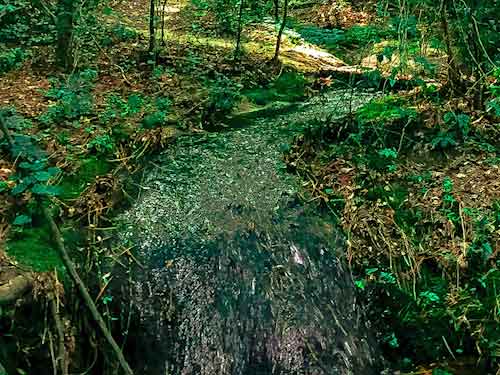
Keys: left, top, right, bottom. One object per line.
{"left": 50, "top": 295, "right": 68, "bottom": 375}
{"left": 41, "top": 204, "right": 134, "bottom": 375}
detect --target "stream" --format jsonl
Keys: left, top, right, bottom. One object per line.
{"left": 118, "top": 88, "right": 382, "bottom": 374}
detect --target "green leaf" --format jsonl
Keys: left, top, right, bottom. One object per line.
{"left": 34, "top": 171, "right": 52, "bottom": 182}
{"left": 31, "top": 184, "right": 61, "bottom": 196}
{"left": 47, "top": 167, "right": 61, "bottom": 176}
{"left": 355, "top": 279, "right": 366, "bottom": 290}
{"left": 19, "top": 161, "right": 46, "bottom": 171}
{"left": 11, "top": 181, "right": 29, "bottom": 195}
{"left": 13, "top": 214, "right": 31, "bottom": 226}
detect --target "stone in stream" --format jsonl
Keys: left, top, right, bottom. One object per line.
{"left": 119, "top": 89, "right": 382, "bottom": 374}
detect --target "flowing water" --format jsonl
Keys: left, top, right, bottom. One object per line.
{"left": 119, "top": 89, "right": 383, "bottom": 374}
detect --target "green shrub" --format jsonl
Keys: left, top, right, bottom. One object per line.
{"left": 0, "top": 46, "right": 26, "bottom": 73}
{"left": 205, "top": 74, "right": 242, "bottom": 118}
{"left": 38, "top": 69, "right": 97, "bottom": 126}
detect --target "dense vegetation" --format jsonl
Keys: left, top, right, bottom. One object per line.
{"left": 0, "top": 0, "right": 499, "bottom": 374}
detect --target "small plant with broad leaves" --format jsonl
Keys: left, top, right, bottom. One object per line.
{"left": 38, "top": 69, "right": 98, "bottom": 127}
{"left": 203, "top": 73, "right": 242, "bottom": 124}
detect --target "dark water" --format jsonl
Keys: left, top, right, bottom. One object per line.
{"left": 118, "top": 89, "right": 381, "bottom": 374}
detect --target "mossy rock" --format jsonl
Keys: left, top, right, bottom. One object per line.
{"left": 6, "top": 225, "right": 64, "bottom": 273}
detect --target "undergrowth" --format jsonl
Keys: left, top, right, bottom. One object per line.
{"left": 285, "top": 88, "right": 500, "bottom": 371}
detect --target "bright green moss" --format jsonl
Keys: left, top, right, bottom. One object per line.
{"left": 6, "top": 225, "right": 64, "bottom": 273}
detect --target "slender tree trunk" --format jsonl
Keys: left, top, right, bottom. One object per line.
{"left": 234, "top": 0, "right": 245, "bottom": 58}
{"left": 56, "top": 0, "right": 74, "bottom": 71}
{"left": 149, "top": 0, "right": 156, "bottom": 52}
{"left": 272, "top": 0, "right": 288, "bottom": 63}
{"left": 160, "top": 0, "right": 168, "bottom": 46}
{"left": 440, "top": 0, "right": 455, "bottom": 81}
{"left": 273, "top": 0, "right": 279, "bottom": 22}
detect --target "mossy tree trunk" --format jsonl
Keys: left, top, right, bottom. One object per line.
{"left": 56, "top": 0, "right": 75, "bottom": 71}
{"left": 273, "top": 0, "right": 279, "bottom": 22}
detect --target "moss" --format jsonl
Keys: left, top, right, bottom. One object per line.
{"left": 243, "top": 72, "right": 309, "bottom": 106}
{"left": 357, "top": 96, "right": 417, "bottom": 124}
{"left": 59, "top": 156, "right": 112, "bottom": 200}
{"left": 6, "top": 225, "right": 64, "bottom": 273}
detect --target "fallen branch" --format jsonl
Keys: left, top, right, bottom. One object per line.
{"left": 42, "top": 204, "right": 134, "bottom": 375}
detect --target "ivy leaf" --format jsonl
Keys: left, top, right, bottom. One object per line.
{"left": 34, "top": 171, "right": 52, "bottom": 182}
{"left": 19, "top": 160, "right": 46, "bottom": 171}
{"left": 31, "top": 184, "right": 61, "bottom": 196}
{"left": 11, "top": 181, "right": 30, "bottom": 195}
{"left": 13, "top": 214, "right": 31, "bottom": 226}
{"left": 47, "top": 167, "right": 61, "bottom": 176}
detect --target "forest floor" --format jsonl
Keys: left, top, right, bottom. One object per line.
{"left": 0, "top": 0, "right": 499, "bottom": 374}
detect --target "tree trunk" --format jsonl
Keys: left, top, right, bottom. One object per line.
{"left": 234, "top": 0, "right": 245, "bottom": 58}
{"left": 160, "top": 0, "right": 168, "bottom": 46}
{"left": 273, "top": 0, "right": 279, "bottom": 22}
{"left": 56, "top": 0, "right": 74, "bottom": 71}
{"left": 440, "top": 0, "right": 456, "bottom": 82}
{"left": 149, "top": 0, "right": 156, "bottom": 52}
{"left": 272, "top": 0, "right": 288, "bottom": 63}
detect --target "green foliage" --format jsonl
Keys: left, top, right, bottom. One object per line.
{"left": 6, "top": 224, "right": 64, "bottom": 272}
{"left": 100, "top": 93, "right": 144, "bottom": 124}
{"left": 141, "top": 96, "right": 171, "bottom": 129}
{"left": 191, "top": 0, "right": 269, "bottom": 35}
{"left": 205, "top": 73, "right": 242, "bottom": 119}
{"left": 0, "top": 0, "right": 55, "bottom": 44}
{"left": 244, "top": 72, "right": 308, "bottom": 105}
{"left": 431, "top": 112, "right": 470, "bottom": 150}
{"left": 0, "top": 46, "right": 27, "bottom": 73}
{"left": 192, "top": 0, "right": 240, "bottom": 34}
{"left": 110, "top": 24, "right": 138, "bottom": 42}
{"left": 357, "top": 96, "right": 417, "bottom": 125}
{"left": 0, "top": 110, "right": 61, "bottom": 198}
{"left": 11, "top": 161, "right": 61, "bottom": 197}
{"left": 58, "top": 157, "right": 111, "bottom": 200}
{"left": 87, "top": 133, "right": 115, "bottom": 155}
{"left": 12, "top": 214, "right": 32, "bottom": 226}
{"left": 294, "top": 23, "right": 397, "bottom": 55}
{"left": 39, "top": 69, "right": 97, "bottom": 126}
{"left": 487, "top": 69, "right": 500, "bottom": 117}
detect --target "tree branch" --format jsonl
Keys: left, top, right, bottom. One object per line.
{"left": 42, "top": 204, "right": 134, "bottom": 375}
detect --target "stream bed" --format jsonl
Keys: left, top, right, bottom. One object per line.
{"left": 118, "top": 88, "right": 382, "bottom": 374}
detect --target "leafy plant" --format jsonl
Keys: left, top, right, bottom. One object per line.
{"left": 39, "top": 69, "right": 97, "bottom": 126}
{"left": 0, "top": 46, "right": 27, "bottom": 73}
{"left": 203, "top": 73, "right": 242, "bottom": 121}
